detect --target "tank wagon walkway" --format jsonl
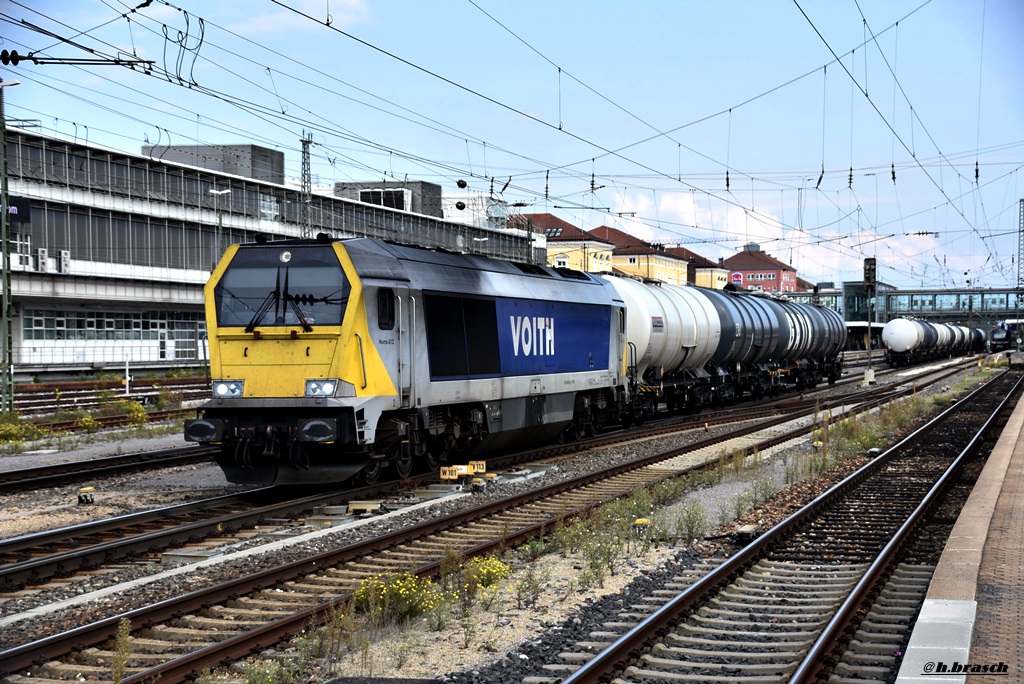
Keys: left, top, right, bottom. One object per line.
{"left": 896, "top": 374, "right": 1024, "bottom": 682}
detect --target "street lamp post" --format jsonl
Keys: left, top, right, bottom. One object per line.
{"left": 1, "top": 78, "right": 21, "bottom": 414}
{"left": 209, "top": 188, "right": 231, "bottom": 270}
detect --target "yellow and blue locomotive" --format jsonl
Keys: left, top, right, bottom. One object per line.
{"left": 185, "top": 235, "right": 628, "bottom": 485}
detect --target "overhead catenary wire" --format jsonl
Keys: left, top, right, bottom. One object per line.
{"left": 4, "top": 0, "right": 1018, "bottom": 288}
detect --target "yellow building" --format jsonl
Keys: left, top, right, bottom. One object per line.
{"left": 665, "top": 246, "right": 730, "bottom": 289}
{"left": 516, "top": 213, "right": 614, "bottom": 272}
{"left": 512, "top": 216, "right": 728, "bottom": 288}
{"left": 589, "top": 225, "right": 690, "bottom": 285}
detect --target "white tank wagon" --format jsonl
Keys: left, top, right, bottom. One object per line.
{"left": 881, "top": 317, "right": 983, "bottom": 366}
{"left": 600, "top": 276, "right": 844, "bottom": 416}
{"left": 599, "top": 276, "right": 721, "bottom": 378}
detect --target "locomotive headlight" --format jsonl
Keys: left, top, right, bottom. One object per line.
{"left": 305, "top": 379, "right": 339, "bottom": 397}
{"left": 213, "top": 380, "right": 244, "bottom": 397}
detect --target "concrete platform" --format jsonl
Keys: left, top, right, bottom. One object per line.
{"left": 896, "top": 383, "right": 1024, "bottom": 682}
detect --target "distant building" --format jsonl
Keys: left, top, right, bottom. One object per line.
{"left": 664, "top": 245, "right": 729, "bottom": 289}
{"left": 721, "top": 242, "right": 798, "bottom": 293}
{"left": 141, "top": 144, "right": 285, "bottom": 184}
{"left": 588, "top": 225, "right": 688, "bottom": 285}
{"left": 795, "top": 277, "right": 816, "bottom": 292}
{"left": 6, "top": 127, "right": 533, "bottom": 378}
{"left": 516, "top": 213, "right": 613, "bottom": 272}
{"left": 334, "top": 180, "right": 443, "bottom": 218}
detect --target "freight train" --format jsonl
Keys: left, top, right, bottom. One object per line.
{"left": 184, "top": 235, "right": 845, "bottom": 486}
{"left": 880, "top": 317, "right": 986, "bottom": 366}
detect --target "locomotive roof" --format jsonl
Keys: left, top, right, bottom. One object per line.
{"left": 341, "top": 237, "right": 620, "bottom": 305}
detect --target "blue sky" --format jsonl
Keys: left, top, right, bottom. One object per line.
{"left": 3, "top": 0, "right": 1023, "bottom": 289}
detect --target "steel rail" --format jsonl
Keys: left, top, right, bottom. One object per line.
{"left": 0, "top": 446, "right": 216, "bottom": 492}
{"left": 0, "top": 452, "right": 663, "bottom": 676}
{"left": 558, "top": 368, "right": 1015, "bottom": 684}
{"left": 0, "top": 402, "right": 800, "bottom": 589}
{"left": 130, "top": 386, "right": 918, "bottom": 684}
{"left": 0, "top": 363, "right": 981, "bottom": 679}
{"left": 789, "top": 371, "right": 1024, "bottom": 683}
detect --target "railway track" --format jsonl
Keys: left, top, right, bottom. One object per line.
{"left": 33, "top": 409, "right": 194, "bottom": 433}
{"left": 549, "top": 369, "right": 1020, "bottom": 684}
{"left": 0, "top": 364, "right": 992, "bottom": 682}
{"left": 0, "top": 359, "right": 908, "bottom": 498}
{"left": 0, "top": 363, "right": 966, "bottom": 597}
{"left": 11, "top": 378, "right": 209, "bottom": 418}
{"left": 0, "top": 446, "right": 216, "bottom": 493}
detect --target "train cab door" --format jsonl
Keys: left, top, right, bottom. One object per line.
{"left": 391, "top": 289, "right": 415, "bottom": 409}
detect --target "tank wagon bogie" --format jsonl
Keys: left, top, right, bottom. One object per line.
{"left": 881, "top": 317, "right": 984, "bottom": 366}
{"left": 186, "top": 235, "right": 846, "bottom": 486}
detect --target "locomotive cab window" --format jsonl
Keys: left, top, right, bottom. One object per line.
{"left": 213, "top": 244, "right": 349, "bottom": 328}
{"left": 377, "top": 289, "right": 395, "bottom": 330}
{"left": 424, "top": 294, "right": 500, "bottom": 379}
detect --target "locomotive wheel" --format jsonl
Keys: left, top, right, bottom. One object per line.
{"left": 424, "top": 449, "right": 442, "bottom": 472}
{"left": 361, "top": 461, "right": 382, "bottom": 485}
{"left": 576, "top": 423, "right": 588, "bottom": 441}
{"left": 392, "top": 447, "right": 414, "bottom": 480}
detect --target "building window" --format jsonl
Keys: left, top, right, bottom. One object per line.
{"left": 359, "top": 188, "right": 409, "bottom": 211}
{"left": 259, "top": 194, "right": 278, "bottom": 220}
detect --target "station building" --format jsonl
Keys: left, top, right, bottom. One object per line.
{"left": 3, "top": 127, "right": 535, "bottom": 380}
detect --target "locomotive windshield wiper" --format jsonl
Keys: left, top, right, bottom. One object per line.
{"left": 245, "top": 269, "right": 281, "bottom": 333}
{"left": 282, "top": 268, "right": 314, "bottom": 332}
{"left": 245, "top": 290, "right": 279, "bottom": 333}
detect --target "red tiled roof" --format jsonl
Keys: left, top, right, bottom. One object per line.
{"left": 588, "top": 225, "right": 655, "bottom": 253}
{"left": 796, "top": 277, "right": 816, "bottom": 291}
{"left": 722, "top": 249, "right": 794, "bottom": 271}
{"left": 665, "top": 246, "right": 720, "bottom": 269}
{"left": 589, "top": 227, "right": 723, "bottom": 268}
{"left": 516, "top": 213, "right": 604, "bottom": 242}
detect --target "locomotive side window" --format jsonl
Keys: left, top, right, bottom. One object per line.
{"left": 424, "top": 295, "right": 467, "bottom": 377}
{"left": 424, "top": 294, "right": 499, "bottom": 379}
{"left": 377, "top": 289, "right": 395, "bottom": 330}
{"left": 213, "top": 245, "right": 349, "bottom": 328}
{"left": 463, "top": 298, "right": 500, "bottom": 374}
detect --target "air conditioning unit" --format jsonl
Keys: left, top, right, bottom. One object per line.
{"left": 36, "top": 248, "right": 48, "bottom": 272}
{"left": 58, "top": 250, "right": 71, "bottom": 274}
